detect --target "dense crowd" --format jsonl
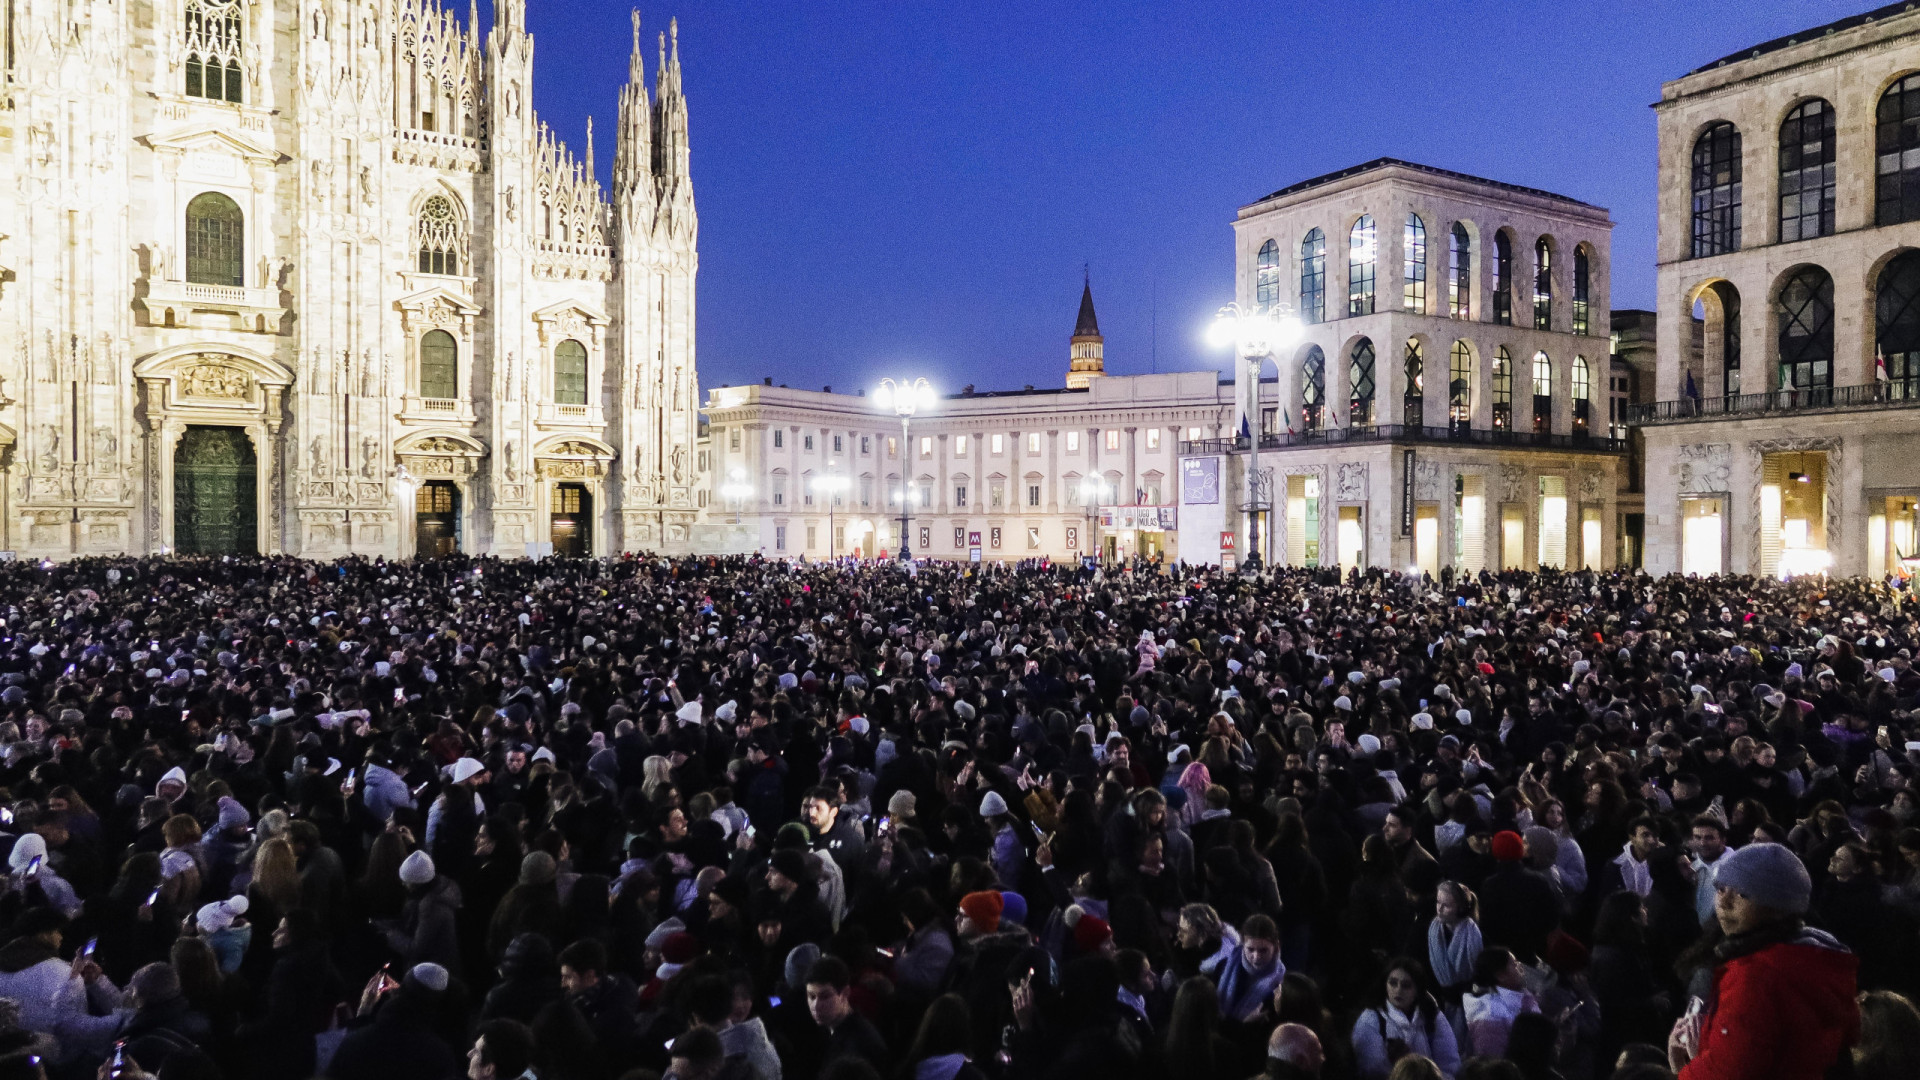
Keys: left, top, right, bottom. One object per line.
{"left": 0, "top": 554, "right": 1908, "bottom": 1080}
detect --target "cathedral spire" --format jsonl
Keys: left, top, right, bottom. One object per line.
{"left": 586, "top": 115, "right": 596, "bottom": 184}
{"left": 1067, "top": 273, "right": 1106, "bottom": 389}
{"left": 630, "top": 9, "right": 645, "bottom": 83}
{"left": 494, "top": 0, "right": 523, "bottom": 36}
{"left": 614, "top": 10, "right": 654, "bottom": 204}
{"left": 653, "top": 19, "right": 689, "bottom": 182}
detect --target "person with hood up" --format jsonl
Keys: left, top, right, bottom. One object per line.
{"left": 7, "top": 834, "right": 79, "bottom": 917}
{"left": 478, "top": 932, "right": 561, "bottom": 1025}
{"left": 193, "top": 896, "right": 252, "bottom": 974}
{"left": 382, "top": 850, "right": 462, "bottom": 977}
{"left": 1667, "top": 842, "right": 1859, "bottom": 1080}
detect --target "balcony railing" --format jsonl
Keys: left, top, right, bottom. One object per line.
{"left": 1627, "top": 381, "right": 1920, "bottom": 424}
{"left": 1181, "top": 425, "right": 1625, "bottom": 456}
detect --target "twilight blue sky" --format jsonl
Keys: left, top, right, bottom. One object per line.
{"left": 519, "top": 0, "right": 1847, "bottom": 395}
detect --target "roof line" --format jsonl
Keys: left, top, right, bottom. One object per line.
{"left": 1246, "top": 157, "right": 1600, "bottom": 211}
{"left": 1690, "top": 1, "right": 1914, "bottom": 74}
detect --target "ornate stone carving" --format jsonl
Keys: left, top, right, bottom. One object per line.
{"left": 1414, "top": 460, "right": 1444, "bottom": 501}
{"left": 1500, "top": 465, "right": 1526, "bottom": 504}
{"left": 1335, "top": 461, "right": 1368, "bottom": 501}
{"left": 1677, "top": 442, "right": 1731, "bottom": 494}
{"left": 181, "top": 363, "right": 253, "bottom": 400}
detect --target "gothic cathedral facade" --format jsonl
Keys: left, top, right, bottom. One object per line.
{"left": 0, "top": 0, "right": 703, "bottom": 558}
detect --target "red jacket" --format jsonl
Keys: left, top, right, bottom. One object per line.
{"left": 1681, "top": 926, "right": 1858, "bottom": 1080}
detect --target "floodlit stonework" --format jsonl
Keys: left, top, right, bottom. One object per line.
{"left": 0, "top": 0, "right": 702, "bottom": 558}
{"left": 1639, "top": 3, "right": 1920, "bottom": 579}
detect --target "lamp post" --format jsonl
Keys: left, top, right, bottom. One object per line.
{"left": 1207, "top": 301, "right": 1302, "bottom": 571}
{"left": 811, "top": 466, "right": 850, "bottom": 561}
{"left": 719, "top": 467, "right": 752, "bottom": 530}
{"left": 1082, "top": 474, "right": 1109, "bottom": 564}
{"left": 873, "top": 377, "right": 935, "bottom": 561}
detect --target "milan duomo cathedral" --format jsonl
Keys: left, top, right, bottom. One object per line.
{"left": 0, "top": 0, "right": 704, "bottom": 558}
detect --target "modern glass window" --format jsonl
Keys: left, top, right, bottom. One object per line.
{"left": 1449, "top": 223, "right": 1471, "bottom": 318}
{"left": 1404, "top": 214, "right": 1427, "bottom": 313}
{"left": 1256, "top": 239, "right": 1281, "bottom": 312}
{"left": 1778, "top": 266, "right": 1834, "bottom": 400}
{"left": 1877, "top": 251, "right": 1920, "bottom": 399}
{"left": 1780, "top": 99, "right": 1837, "bottom": 241}
{"left": 1573, "top": 246, "right": 1591, "bottom": 335}
{"left": 1532, "top": 351, "right": 1552, "bottom": 433}
{"left": 1301, "top": 346, "right": 1325, "bottom": 432}
{"left": 1572, "top": 355, "right": 1591, "bottom": 432}
{"left": 1533, "top": 238, "right": 1553, "bottom": 330}
{"left": 1449, "top": 341, "right": 1472, "bottom": 431}
{"left": 1880, "top": 76, "right": 1920, "bottom": 226}
{"left": 1692, "top": 121, "right": 1742, "bottom": 256}
{"left": 553, "top": 340, "right": 587, "bottom": 405}
{"left": 419, "top": 330, "right": 458, "bottom": 400}
{"left": 184, "top": 0, "right": 243, "bottom": 103}
{"left": 1493, "top": 231, "right": 1513, "bottom": 325}
{"left": 1300, "top": 228, "right": 1326, "bottom": 323}
{"left": 185, "top": 193, "right": 244, "bottom": 287}
{"left": 1348, "top": 338, "right": 1376, "bottom": 426}
{"left": 417, "top": 195, "right": 464, "bottom": 275}
{"left": 1402, "top": 338, "right": 1424, "bottom": 428}
{"left": 1348, "top": 216, "right": 1376, "bottom": 316}
{"left": 1492, "top": 347, "right": 1513, "bottom": 430}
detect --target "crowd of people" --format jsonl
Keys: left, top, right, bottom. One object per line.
{"left": 0, "top": 552, "right": 1907, "bottom": 1080}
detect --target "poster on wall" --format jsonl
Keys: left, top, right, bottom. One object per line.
{"left": 1401, "top": 449, "right": 1415, "bottom": 538}
{"left": 1182, "top": 458, "right": 1220, "bottom": 505}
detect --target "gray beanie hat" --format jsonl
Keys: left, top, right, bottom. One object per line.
{"left": 1713, "top": 841, "right": 1812, "bottom": 915}
{"left": 129, "top": 962, "right": 181, "bottom": 1006}
{"left": 784, "top": 942, "right": 822, "bottom": 990}
{"left": 979, "top": 790, "right": 1009, "bottom": 818}
{"left": 1522, "top": 826, "right": 1559, "bottom": 864}
{"left": 399, "top": 850, "right": 436, "bottom": 886}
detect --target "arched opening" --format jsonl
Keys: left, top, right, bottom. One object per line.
{"left": 1533, "top": 237, "right": 1554, "bottom": 330}
{"left": 414, "top": 480, "right": 461, "bottom": 556}
{"left": 1879, "top": 75, "right": 1920, "bottom": 226}
{"left": 1532, "top": 351, "right": 1552, "bottom": 434}
{"left": 1492, "top": 347, "right": 1513, "bottom": 430}
{"left": 416, "top": 195, "right": 465, "bottom": 275}
{"left": 173, "top": 426, "right": 256, "bottom": 555}
{"left": 1404, "top": 214, "right": 1427, "bottom": 313}
{"left": 1573, "top": 356, "right": 1592, "bottom": 434}
{"left": 1301, "top": 346, "right": 1325, "bottom": 433}
{"left": 1692, "top": 121, "right": 1742, "bottom": 256}
{"left": 1876, "top": 251, "right": 1920, "bottom": 399}
{"left": 1777, "top": 266, "right": 1834, "bottom": 403}
{"left": 1348, "top": 338, "right": 1376, "bottom": 427}
{"left": 1402, "top": 338, "right": 1424, "bottom": 428}
{"left": 185, "top": 193, "right": 244, "bottom": 287}
{"left": 553, "top": 339, "right": 588, "bottom": 405}
{"left": 1256, "top": 239, "right": 1280, "bottom": 313}
{"left": 1493, "top": 231, "right": 1514, "bottom": 325}
{"left": 419, "top": 330, "right": 458, "bottom": 400}
{"left": 1691, "top": 280, "right": 1742, "bottom": 399}
{"left": 1449, "top": 341, "right": 1473, "bottom": 432}
{"left": 1781, "top": 99, "right": 1836, "bottom": 241}
{"left": 1348, "top": 216, "right": 1376, "bottom": 316}
{"left": 1573, "top": 245, "right": 1592, "bottom": 335}
{"left": 1449, "top": 223, "right": 1471, "bottom": 318}
{"left": 1299, "top": 229, "right": 1326, "bottom": 324}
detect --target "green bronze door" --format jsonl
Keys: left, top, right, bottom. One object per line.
{"left": 173, "top": 426, "right": 257, "bottom": 555}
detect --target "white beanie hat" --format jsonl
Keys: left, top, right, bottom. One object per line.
{"left": 407, "top": 962, "right": 450, "bottom": 993}
{"left": 399, "top": 850, "right": 436, "bottom": 886}
{"left": 979, "top": 790, "right": 1009, "bottom": 817}
{"left": 676, "top": 701, "right": 705, "bottom": 725}
{"left": 448, "top": 758, "right": 486, "bottom": 784}
{"left": 195, "top": 895, "right": 249, "bottom": 934}
{"left": 1356, "top": 733, "right": 1382, "bottom": 755}
{"left": 7, "top": 833, "right": 46, "bottom": 872}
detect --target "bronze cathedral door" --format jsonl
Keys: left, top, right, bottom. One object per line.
{"left": 173, "top": 426, "right": 257, "bottom": 555}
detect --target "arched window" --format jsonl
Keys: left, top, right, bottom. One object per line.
{"left": 1299, "top": 229, "right": 1325, "bottom": 324}
{"left": 1256, "top": 239, "right": 1280, "bottom": 313}
{"left": 1781, "top": 99, "right": 1836, "bottom": 241}
{"left": 184, "top": 0, "right": 243, "bottom": 103}
{"left": 1573, "top": 246, "right": 1592, "bottom": 335}
{"left": 1532, "top": 351, "right": 1552, "bottom": 433}
{"left": 419, "top": 329, "right": 458, "bottom": 400}
{"left": 1573, "top": 356, "right": 1592, "bottom": 432}
{"left": 1492, "top": 347, "right": 1513, "bottom": 430}
{"left": 1348, "top": 216, "right": 1376, "bottom": 316}
{"left": 1533, "top": 238, "right": 1553, "bottom": 330}
{"left": 1348, "top": 338, "right": 1376, "bottom": 427}
{"left": 1449, "top": 223, "right": 1471, "bottom": 318}
{"left": 1301, "top": 346, "right": 1325, "bottom": 432}
{"left": 1880, "top": 76, "right": 1920, "bottom": 226}
{"left": 185, "top": 192, "right": 244, "bottom": 287}
{"left": 1403, "top": 214, "right": 1427, "bottom": 313}
{"left": 1691, "top": 121, "right": 1742, "bottom": 256}
{"left": 416, "top": 195, "right": 466, "bottom": 276}
{"left": 1493, "top": 231, "right": 1513, "bottom": 325}
{"left": 1403, "top": 338, "right": 1424, "bottom": 428}
{"left": 1449, "top": 341, "right": 1472, "bottom": 431}
{"left": 1778, "top": 266, "right": 1834, "bottom": 401}
{"left": 553, "top": 339, "right": 588, "bottom": 405}
{"left": 1878, "top": 252, "right": 1920, "bottom": 400}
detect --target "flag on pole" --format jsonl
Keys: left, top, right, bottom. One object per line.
{"left": 1284, "top": 407, "right": 1294, "bottom": 435}
{"left": 1877, "top": 346, "right": 1891, "bottom": 383}
{"left": 1683, "top": 369, "right": 1700, "bottom": 403}
{"left": 1239, "top": 414, "right": 1251, "bottom": 439}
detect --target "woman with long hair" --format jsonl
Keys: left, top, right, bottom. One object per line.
{"left": 243, "top": 836, "right": 302, "bottom": 985}
{"left": 1854, "top": 989, "right": 1920, "bottom": 1080}
{"left": 899, "top": 993, "right": 986, "bottom": 1080}
{"left": 1424, "top": 881, "right": 1482, "bottom": 1003}
{"left": 1350, "top": 957, "right": 1461, "bottom": 1080}
{"left": 1161, "top": 976, "right": 1240, "bottom": 1080}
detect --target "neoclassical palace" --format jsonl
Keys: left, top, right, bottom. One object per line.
{"left": 0, "top": 0, "right": 703, "bottom": 558}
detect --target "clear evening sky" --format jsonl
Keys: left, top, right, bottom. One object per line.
{"left": 522, "top": 0, "right": 1843, "bottom": 397}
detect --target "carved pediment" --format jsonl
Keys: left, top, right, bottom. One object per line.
{"left": 140, "top": 125, "right": 288, "bottom": 166}
{"left": 395, "top": 286, "right": 482, "bottom": 332}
